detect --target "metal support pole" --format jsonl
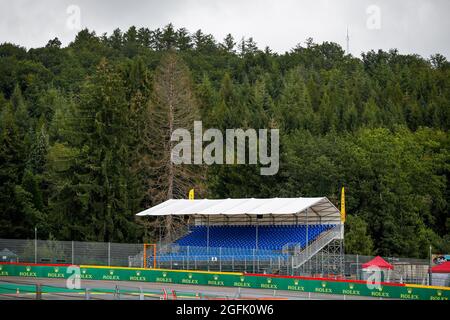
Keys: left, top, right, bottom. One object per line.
{"left": 187, "top": 246, "right": 190, "bottom": 270}
{"left": 159, "top": 221, "right": 162, "bottom": 247}
{"left": 306, "top": 208, "right": 309, "bottom": 275}
{"left": 207, "top": 217, "right": 210, "bottom": 271}
{"left": 340, "top": 228, "right": 345, "bottom": 276}
{"left": 139, "top": 287, "right": 144, "bottom": 300}
{"left": 291, "top": 256, "right": 294, "bottom": 276}
{"left": 321, "top": 250, "right": 324, "bottom": 275}
{"left": 34, "top": 227, "right": 37, "bottom": 264}
{"left": 206, "top": 217, "right": 210, "bottom": 254}
{"left": 255, "top": 223, "right": 258, "bottom": 252}
{"left": 253, "top": 249, "right": 255, "bottom": 273}
{"left": 72, "top": 241, "right": 74, "bottom": 264}
{"left": 108, "top": 242, "right": 111, "bottom": 266}
{"left": 428, "top": 245, "right": 432, "bottom": 286}
{"left": 85, "top": 288, "right": 90, "bottom": 300}
{"left": 356, "top": 254, "right": 359, "bottom": 280}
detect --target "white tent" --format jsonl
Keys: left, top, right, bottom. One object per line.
{"left": 136, "top": 197, "right": 341, "bottom": 225}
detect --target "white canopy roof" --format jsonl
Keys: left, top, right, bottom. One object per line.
{"left": 136, "top": 197, "right": 340, "bottom": 218}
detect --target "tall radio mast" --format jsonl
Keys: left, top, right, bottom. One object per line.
{"left": 346, "top": 27, "right": 350, "bottom": 54}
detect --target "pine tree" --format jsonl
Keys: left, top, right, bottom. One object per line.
{"left": 48, "top": 58, "right": 139, "bottom": 241}
{"left": 221, "top": 34, "right": 236, "bottom": 53}
{"left": 344, "top": 215, "right": 374, "bottom": 255}
{"left": 0, "top": 104, "right": 25, "bottom": 237}
{"left": 277, "top": 68, "right": 314, "bottom": 133}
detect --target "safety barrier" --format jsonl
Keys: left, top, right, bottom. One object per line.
{"left": 0, "top": 263, "right": 448, "bottom": 300}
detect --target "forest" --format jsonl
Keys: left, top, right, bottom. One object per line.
{"left": 0, "top": 24, "right": 449, "bottom": 259}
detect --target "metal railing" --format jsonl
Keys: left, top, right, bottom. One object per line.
{"left": 292, "top": 224, "right": 342, "bottom": 269}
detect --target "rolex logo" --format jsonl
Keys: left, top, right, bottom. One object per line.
{"left": 136, "top": 272, "right": 140, "bottom": 276}
{"left": 349, "top": 284, "right": 354, "bottom": 289}
{"left": 82, "top": 269, "right": 86, "bottom": 274}
{"left": 437, "top": 290, "right": 442, "bottom": 296}
{"left": 0, "top": 266, "right": 2, "bottom": 271}
{"left": 407, "top": 288, "right": 412, "bottom": 294}
{"left": 378, "top": 286, "right": 383, "bottom": 291}
{"left": 294, "top": 280, "right": 299, "bottom": 285}
{"left": 26, "top": 266, "right": 31, "bottom": 272}
{"left": 163, "top": 272, "right": 167, "bottom": 277}
{"left": 321, "top": 282, "right": 327, "bottom": 288}
{"left": 240, "top": 276, "right": 245, "bottom": 282}
{"left": 213, "top": 275, "right": 219, "bottom": 281}
{"left": 54, "top": 267, "right": 59, "bottom": 273}
{"left": 267, "top": 278, "right": 272, "bottom": 284}
{"left": 188, "top": 273, "right": 192, "bottom": 279}
{"left": 109, "top": 270, "right": 114, "bottom": 275}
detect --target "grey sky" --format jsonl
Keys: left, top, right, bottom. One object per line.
{"left": 1, "top": 0, "right": 449, "bottom": 59}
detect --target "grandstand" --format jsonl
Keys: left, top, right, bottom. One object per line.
{"left": 136, "top": 198, "right": 344, "bottom": 276}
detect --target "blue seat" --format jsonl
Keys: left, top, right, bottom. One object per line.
{"left": 175, "top": 224, "right": 333, "bottom": 250}
{"left": 155, "top": 224, "right": 335, "bottom": 264}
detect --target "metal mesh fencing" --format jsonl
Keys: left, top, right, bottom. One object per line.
{"left": 0, "top": 238, "right": 433, "bottom": 285}
{"left": 344, "top": 254, "right": 430, "bottom": 285}
{"left": 0, "top": 238, "right": 143, "bottom": 267}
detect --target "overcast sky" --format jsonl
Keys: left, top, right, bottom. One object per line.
{"left": 1, "top": 0, "right": 449, "bottom": 59}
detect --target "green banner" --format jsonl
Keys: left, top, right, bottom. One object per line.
{"left": 0, "top": 264, "right": 448, "bottom": 300}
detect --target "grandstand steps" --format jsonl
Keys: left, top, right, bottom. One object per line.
{"left": 292, "top": 224, "right": 343, "bottom": 269}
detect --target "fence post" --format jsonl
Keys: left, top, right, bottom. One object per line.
{"left": 252, "top": 249, "right": 255, "bottom": 273}
{"left": 187, "top": 246, "right": 190, "bottom": 270}
{"left": 139, "top": 287, "right": 144, "bottom": 300}
{"left": 428, "top": 245, "right": 432, "bottom": 286}
{"left": 72, "top": 241, "right": 74, "bottom": 264}
{"left": 356, "top": 254, "right": 359, "bottom": 280}
{"left": 291, "top": 256, "right": 294, "bottom": 276}
{"left": 34, "top": 234, "right": 37, "bottom": 264}
{"left": 108, "top": 242, "right": 111, "bottom": 266}
{"left": 219, "top": 247, "right": 222, "bottom": 272}
{"left": 85, "top": 288, "right": 90, "bottom": 300}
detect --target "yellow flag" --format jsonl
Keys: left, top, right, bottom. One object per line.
{"left": 189, "top": 189, "right": 195, "bottom": 200}
{"left": 340, "top": 186, "right": 346, "bottom": 223}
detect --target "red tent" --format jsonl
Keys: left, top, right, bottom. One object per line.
{"left": 362, "top": 256, "right": 394, "bottom": 270}
{"left": 431, "top": 261, "right": 450, "bottom": 273}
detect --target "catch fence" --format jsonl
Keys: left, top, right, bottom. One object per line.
{"left": 0, "top": 238, "right": 433, "bottom": 285}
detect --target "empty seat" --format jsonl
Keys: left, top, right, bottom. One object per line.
{"left": 175, "top": 224, "right": 334, "bottom": 250}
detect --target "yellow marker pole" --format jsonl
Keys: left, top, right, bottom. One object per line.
{"left": 189, "top": 189, "right": 194, "bottom": 200}
{"left": 341, "top": 186, "right": 346, "bottom": 223}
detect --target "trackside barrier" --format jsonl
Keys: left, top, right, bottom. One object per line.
{"left": 0, "top": 263, "right": 448, "bottom": 300}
